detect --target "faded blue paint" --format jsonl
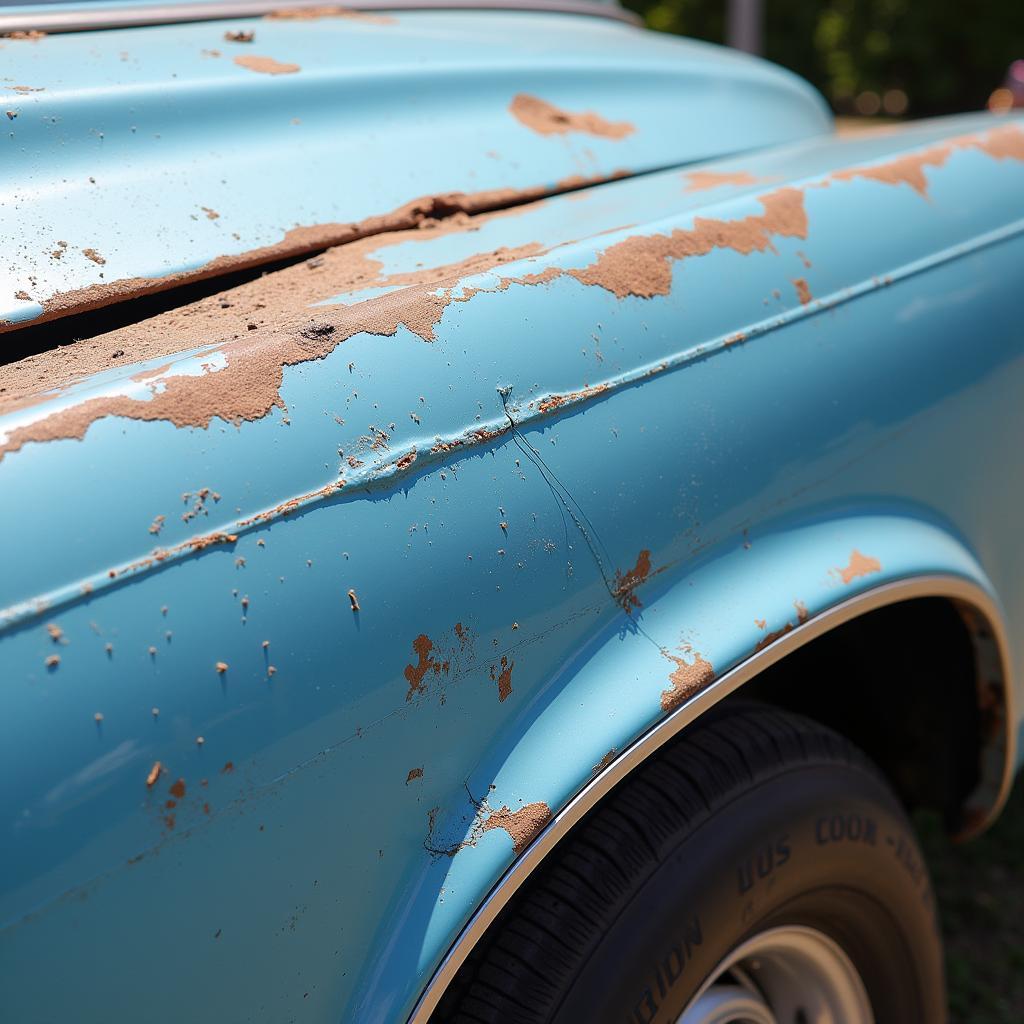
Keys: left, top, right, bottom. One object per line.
{"left": 0, "top": 9, "right": 828, "bottom": 330}
{"left": 1, "top": 10, "right": 1024, "bottom": 1023}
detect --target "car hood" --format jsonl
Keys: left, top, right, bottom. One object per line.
{"left": 0, "top": 8, "right": 830, "bottom": 336}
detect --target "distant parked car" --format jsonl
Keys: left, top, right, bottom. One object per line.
{"left": 2, "top": 2, "right": 1023, "bottom": 1022}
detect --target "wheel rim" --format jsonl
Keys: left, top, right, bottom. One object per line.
{"left": 678, "top": 925, "right": 874, "bottom": 1024}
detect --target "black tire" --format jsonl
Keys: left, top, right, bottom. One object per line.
{"left": 435, "top": 702, "right": 946, "bottom": 1023}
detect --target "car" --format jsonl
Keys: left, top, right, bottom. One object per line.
{"left": 1, "top": 1, "right": 1022, "bottom": 1021}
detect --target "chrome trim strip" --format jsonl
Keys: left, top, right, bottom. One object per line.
{"left": 0, "top": 0, "right": 641, "bottom": 34}
{"left": 407, "top": 574, "right": 1014, "bottom": 1023}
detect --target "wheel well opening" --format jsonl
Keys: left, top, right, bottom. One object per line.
{"left": 738, "top": 596, "right": 995, "bottom": 834}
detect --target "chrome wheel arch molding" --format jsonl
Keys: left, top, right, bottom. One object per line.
{"left": 408, "top": 572, "right": 1013, "bottom": 1023}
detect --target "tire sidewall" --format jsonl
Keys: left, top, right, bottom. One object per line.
{"left": 554, "top": 762, "right": 944, "bottom": 1024}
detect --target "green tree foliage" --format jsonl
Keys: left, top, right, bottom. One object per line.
{"left": 621, "top": 0, "right": 1024, "bottom": 116}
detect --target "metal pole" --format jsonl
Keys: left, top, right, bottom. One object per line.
{"left": 727, "top": 0, "right": 763, "bottom": 55}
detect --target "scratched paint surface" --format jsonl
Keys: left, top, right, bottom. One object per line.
{"left": 2, "top": 15, "right": 1024, "bottom": 1023}
{"left": 0, "top": 9, "right": 829, "bottom": 329}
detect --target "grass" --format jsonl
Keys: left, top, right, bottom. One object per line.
{"left": 916, "top": 776, "right": 1024, "bottom": 1023}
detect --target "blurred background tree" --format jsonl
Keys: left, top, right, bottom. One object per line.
{"left": 620, "top": 0, "right": 1024, "bottom": 117}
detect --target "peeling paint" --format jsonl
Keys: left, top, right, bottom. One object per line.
{"left": 405, "top": 767, "right": 423, "bottom": 784}
{"left": 660, "top": 648, "right": 714, "bottom": 712}
{"left": 0, "top": 182, "right": 558, "bottom": 356}
{"left": 569, "top": 188, "right": 808, "bottom": 299}
{"left": 831, "top": 123, "right": 1024, "bottom": 197}
{"left": 479, "top": 802, "right": 551, "bottom": 855}
{"left": 837, "top": 549, "right": 882, "bottom": 584}
{"left": 683, "top": 170, "right": 760, "bottom": 192}
{"left": 426, "top": 797, "right": 553, "bottom": 859}
{"left": 509, "top": 94, "right": 634, "bottom": 140}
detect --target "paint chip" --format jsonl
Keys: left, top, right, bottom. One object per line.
{"left": 837, "top": 549, "right": 882, "bottom": 585}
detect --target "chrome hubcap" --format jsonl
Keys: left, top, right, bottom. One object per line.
{"left": 678, "top": 925, "right": 874, "bottom": 1024}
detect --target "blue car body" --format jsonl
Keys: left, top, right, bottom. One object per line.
{"left": 1, "top": 4, "right": 1023, "bottom": 1021}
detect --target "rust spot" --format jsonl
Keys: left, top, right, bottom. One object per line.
{"left": 592, "top": 748, "right": 617, "bottom": 776}
{"left": 215, "top": 660, "right": 229, "bottom": 674}
{"left": 221, "top": 761, "right": 234, "bottom": 774}
{"left": 4, "top": 30, "right": 46, "bottom": 40}
{"left": 146, "top": 761, "right": 163, "bottom": 788}
{"left": 233, "top": 55, "right": 300, "bottom": 75}
{"left": 683, "top": 170, "right": 760, "bottom": 192}
{"left": 406, "top": 767, "right": 424, "bottom": 784}
{"left": 489, "top": 655, "right": 514, "bottom": 702}
{"left": 237, "top": 479, "right": 345, "bottom": 527}
{"left": 570, "top": 188, "right": 807, "bottom": 299}
{"left": 831, "top": 124, "right": 1024, "bottom": 197}
{"left": 94, "top": 711, "right": 103, "bottom": 723}
{"left": 81, "top": 248, "right": 106, "bottom": 266}
{"left": 794, "top": 599, "right": 809, "bottom": 624}
{"left": 14, "top": 289, "right": 31, "bottom": 300}
{"left": 404, "top": 634, "right": 438, "bottom": 701}
{"left": 45, "top": 622, "right": 63, "bottom": 642}
{"left": 509, "top": 94, "right": 633, "bottom": 140}
{"left": 347, "top": 588, "right": 360, "bottom": 612}
{"left": 613, "top": 549, "right": 652, "bottom": 613}
{"left": 754, "top": 622, "right": 793, "bottom": 652}
{"left": 164, "top": 814, "right": 176, "bottom": 830}
{"left": 754, "top": 617, "right": 767, "bottom": 629}
{"left": 168, "top": 778, "right": 186, "bottom": 799}
{"left": 201, "top": 207, "right": 220, "bottom": 220}
{"left": 837, "top": 549, "right": 882, "bottom": 585}
{"left": 660, "top": 649, "right": 714, "bottom": 712}
{"left": 537, "top": 382, "right": 610, "bottom": 413}
{"left": 792, "top": 277, "right": 812, "bottom": 305}
{"left": 395, "top": 448, "right": 417, "bottom": 471}
{"left": 148, "top": 514, "right": 165, "bottom": 535}
{"left": 479, "top": 801, "right": 552, "bottom": 855}
{"left": 224, "top": 29, "right": 255, "bottom": 41}
{"left": 44, "top": 653, "right": 60, "bottom": 669}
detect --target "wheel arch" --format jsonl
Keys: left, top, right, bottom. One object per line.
{"left": 407, "top": 511, "right": 1013, "bottom": 1023}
